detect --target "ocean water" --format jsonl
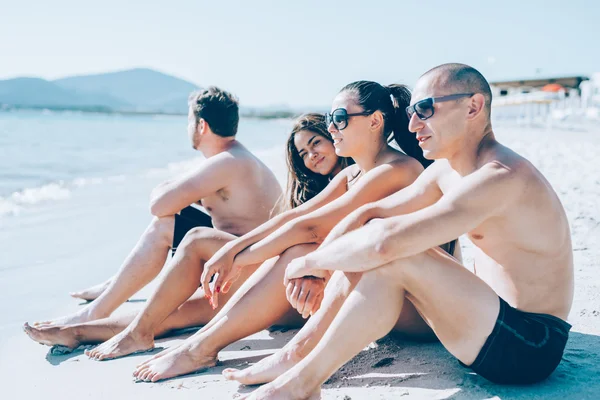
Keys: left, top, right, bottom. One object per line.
{"left": 0, "top": 110, "right": 291, "bottom": 219}
{"left": 0, "top": 111, "right": 293, "bottom": 332}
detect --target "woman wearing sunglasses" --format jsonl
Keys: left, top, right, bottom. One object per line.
{"left": 126, "top": 80, "right": 452, "bottom": 383}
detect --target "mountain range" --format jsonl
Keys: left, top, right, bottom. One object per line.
{"left": 0, "top": 68, "right": 200, "bottom": 114}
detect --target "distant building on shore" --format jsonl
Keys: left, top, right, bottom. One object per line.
{"left": 489, "top": 74, "right": 600, "bottom": 123}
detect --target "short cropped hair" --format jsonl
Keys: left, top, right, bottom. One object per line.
{"left": 188, "top": 87, "right": 239, "bottom": 137}
{"left": 422, "top": 63, "right": 492, "bottom": 117}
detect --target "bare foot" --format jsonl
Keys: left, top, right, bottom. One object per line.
{"left": 132, "top": 339, "right": 217, "bottom": 382}
{"left": 70, "top": 279, "right": 112, "bottom": 301}
{"left": 241, "top": 375, "right": 321, "bottom": 400}
{"left": 33, "top": 306, "right": 103, "bottom": 328}
{"left": 134, "top": 343, "right": 179, "bottom": 369}
{"left": 223, "top": 347, "right": 301, "bottom": 385}
{"left": 85, "top": 328, "right": 153, "bottom": 361}
{"left": 23, "top": 323, "right": 80, "bottom": 349}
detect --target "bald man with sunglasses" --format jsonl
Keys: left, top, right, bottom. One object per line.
{"left": 240, "top": 63, "right": 574, "bottom": 399}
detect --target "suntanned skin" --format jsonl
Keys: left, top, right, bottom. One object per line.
{"left": 25, "top": 105, "right": 282, "bottom": 329}
{"left": 21, "top": 128, "right": 346, "bottom": 364}
{"left": 237, "top": 69, "right": 574, "bottom": 400}
{"left": 121, "top": 92, "right": 430, "bottom": 382}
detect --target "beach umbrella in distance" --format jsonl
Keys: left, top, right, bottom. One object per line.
{"left": 542, "top": 83, "right": 566, "bottom": 92}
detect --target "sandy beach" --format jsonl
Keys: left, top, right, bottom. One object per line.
{"left": 1, "top": 122, "right": 599, "bottom": 399}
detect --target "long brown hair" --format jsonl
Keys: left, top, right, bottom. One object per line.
{"left": 286, "top": 113, "right": 353, "bottom": 209}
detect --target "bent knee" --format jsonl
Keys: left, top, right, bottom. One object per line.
{"left": 374, "top": 248, "right": 452, "bottom": 281}
{"left": 148, "top": 216, "right": 175, "bottom": 243}
{"left": 280, "top": 244, "right": 317, "bottom": 262}
{"left": 178, "top": 226, "right": 220, "bottom": 253}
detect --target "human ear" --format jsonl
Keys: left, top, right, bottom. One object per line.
{"left": 371, "top": 110, "right": 384, "bottom": 131}
{"left": 467, "top": 94, "right": 486, "bottom": 120}
{"left": 198, "top": 118, "right": 206, "bottom": 135}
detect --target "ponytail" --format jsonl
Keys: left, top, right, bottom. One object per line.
{"left": 386, "top": 84, "right": 432, "bottom": 168}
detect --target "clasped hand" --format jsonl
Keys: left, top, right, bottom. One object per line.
{"left": 284, "top": 256, "right": 329, "bottom": 318}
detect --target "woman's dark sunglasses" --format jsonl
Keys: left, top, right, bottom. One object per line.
{"left": 325, "top": 108, "right": 372, "bottom": 130}
{"left": 405, "top": 93, "right": 474, "bottom": 121}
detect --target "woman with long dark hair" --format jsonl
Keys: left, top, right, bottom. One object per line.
{"left": 285, "top": 113, "right": 353, "bottom": 210}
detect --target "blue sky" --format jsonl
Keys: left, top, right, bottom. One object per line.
{"left": 0, "top": 0, "right": 598, "bottom": 107}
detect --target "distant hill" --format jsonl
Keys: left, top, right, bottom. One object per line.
{"left": 0, "top": 77, "right": 129, "bottom": 110}
{"left": 54, "top": 68, "right": 199, "bottom": 111}
{"left": 0, "top": 68, "right": 201, "bottom": 113}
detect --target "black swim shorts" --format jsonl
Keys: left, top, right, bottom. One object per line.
{"left": 172, "top": 205, "right": 212, "bottom": 256}
{"left": 465, "top": 297, "right": 571, "bottom": 384}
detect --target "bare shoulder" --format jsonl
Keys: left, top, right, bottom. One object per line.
{"left": 210, "top": 146, "right": 259, "bottom": 171}
{"left": 341, "top": 164, "right": 360, "bottom": 180}
{"left": 389, "top": 153, "right": 425, "bottom": 173}
{"left": 193, "top": 149, "right": 259, "bottom": 187}
{"left": 204, "top": 149, "right": 240, "bottom": 166}
{"left": 480, "top": 144, "right": 537, "bottom": 184}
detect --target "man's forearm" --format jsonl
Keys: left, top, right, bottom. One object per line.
{"left": 149, "top": 179, "right": 193, "bottom": 217}
{"left": 149, "top": 180, "right": 176, "bottom": 213}
{"left": 150, "top": 179, "right": 173, "bottom": 199}
{"left": 320, "top": 205, "right": 377, "bottom": 248}
{"left": 307, "top": 220, "right": 392, "bottom": 273}
{"left": 308, "top": 201, "right": 470, "bottom": 274}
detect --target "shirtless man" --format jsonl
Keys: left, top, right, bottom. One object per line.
{"left": 236, "top": 64, "right": 574, "bottom": 399}
{"left": 32, "top": 86, "right": 282, "bottom": 327}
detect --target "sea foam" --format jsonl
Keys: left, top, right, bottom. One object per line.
{"left": 0, "top": 182, "right": 71, "bottom": 217}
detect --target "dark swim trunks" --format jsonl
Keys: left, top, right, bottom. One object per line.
{"left": 172, "top": 205, "right": 212, "bottom": 256}
{"left": 464, "top": 297, "right": 571, "bottom": 384}
{"left": 440, "top": 239, "right": 456, "bottom": 256}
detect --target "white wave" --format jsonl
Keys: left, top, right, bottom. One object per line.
{"left": 10, "top": 182, "right": 71, "bottom": 204}
{"left": 0, "top": 182, "right": 71, "bottom": 217}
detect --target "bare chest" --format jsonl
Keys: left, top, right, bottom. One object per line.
{"left": 198, "top": 188, "right": 231, "bottom": 214}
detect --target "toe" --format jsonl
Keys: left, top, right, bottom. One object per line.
{"left": 142, "top": 369, "right": 153, "bottom": 381}
{"left": 222, "top": 368, "right": 238, "bottom": 379}
{"left": 134, "top": 365, "right": 148, "bottom": 377}
{"left": 138, "top": 369, "right": 149, "bottom": 381}
{"left": 150, "top": 372, "right": 160, "bottom": 382}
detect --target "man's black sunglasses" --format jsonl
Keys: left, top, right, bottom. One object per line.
{"left": 406, "top": 93, "right": 474, "bottom": 121}
{"left": 325, "top": 108, "right": 372, "bottom": 131}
